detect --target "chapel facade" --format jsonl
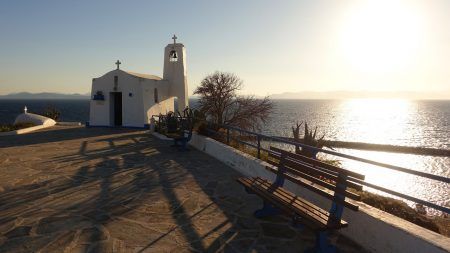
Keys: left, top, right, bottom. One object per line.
{"left": 88, "top": 35, "right": 188, "bottom": 128}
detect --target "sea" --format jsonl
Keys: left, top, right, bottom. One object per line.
{"left": 0, "top": 98, "right": 449, "bottom": 214}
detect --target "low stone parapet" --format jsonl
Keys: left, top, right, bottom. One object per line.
{"left": 188, "top": 132, "right": 450, "bottom": 253}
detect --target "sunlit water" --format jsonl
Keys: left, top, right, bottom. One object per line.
{"left": 264, "top": 99, "right": 450, "bottom": 215}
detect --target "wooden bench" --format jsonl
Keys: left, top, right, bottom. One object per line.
{"left": 237, "top": 146, "right": 365, "bottom": 253}
{"left": 166, "top": 125, "right": 193, "bottom": 151}
{"left": 165, "top": 116, "right": 193, "bottom": 151}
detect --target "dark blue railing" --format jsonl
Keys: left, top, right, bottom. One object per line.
{"left": 206, "top": 124, "right": 450, "bottom": 214}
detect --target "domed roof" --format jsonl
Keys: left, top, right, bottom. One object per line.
{"left": 14, "top": 113, "right": 56, "bottom": 127}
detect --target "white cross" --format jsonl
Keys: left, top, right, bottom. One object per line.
{"left": 172, "top": 34, "right": 177, "bottom": 44}
{"left": 115, "top": 60, "right": 121, "bottom": 70}
{"left": 24, "top": 106, "right": 28, "bottom": 113}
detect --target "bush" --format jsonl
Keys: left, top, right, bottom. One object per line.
{"left": 0, "top": 122, "right": 36, "bottom": 132}
{"left": 357, "top": 191, "right": 446, "bottom": 235}
{"left": 42, "top": 106, "right": 61, "bottom": 121}
{"left": 292, "top": 121, "right": 331, "bottom": 158}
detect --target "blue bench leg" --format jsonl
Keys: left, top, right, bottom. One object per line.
{"left": 177, "top": 138, "right": 189, "bottom": 151}
{"left": 254, "top": 201, "right": 280, "bottom": 218}
{"left": 305, "top": 231, "right": 337, "bottom": 253}
{"left": 180, "top": 139, "right": 186, "bottom": 151}
{"left": 292, "top": 215, "right": 305, "bottom": 231}
{"left": 244, "top": 187, "right": 255, "bottom": 194}
{"left": 171, "top": 139, "right": 180, "bottom": 147}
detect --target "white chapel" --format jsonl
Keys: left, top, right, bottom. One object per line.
{"left": 88, "top": 35, "right": 188, "bottom": 128}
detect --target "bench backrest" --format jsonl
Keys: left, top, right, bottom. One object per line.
{"left": 266, "top": 146, "right": 365, "bottom": 212}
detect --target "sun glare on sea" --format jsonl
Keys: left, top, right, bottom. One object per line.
{"left": 339, "top": 99, "right": 417, "bottom": 192}
{"left": 338, "top": 0, "right": 424, "bottom": 73}
{"left": 337, "top": 98, "right": 414, "bottom": 146}
{"left": 330, "top": 99, "right": 430, "bottom": 202}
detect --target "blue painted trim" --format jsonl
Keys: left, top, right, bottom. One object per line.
{"left": 93, "top": 94, "right": 105, "bottom": 100}
{"left": 122, "top": 125, "right": 150, "bottom": 129}
{"left": 85, "top": 124, "right": 149, "bottom": 129}
{"left": 86, "top": 124, "right": 110, "bottom": 128}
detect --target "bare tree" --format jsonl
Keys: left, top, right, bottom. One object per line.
{"left": 194, "top": 71, "right": 274, "bottom": 130}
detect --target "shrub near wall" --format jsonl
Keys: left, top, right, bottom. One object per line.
{"left": 0, "top": 123, "right": 36, "bottom": 132}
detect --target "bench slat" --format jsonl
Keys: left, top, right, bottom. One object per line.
{"left": 269, "top": 151, "right": 364, "bottom": 191}
{"left": 238, "top": 177, "right": 335, "bottom": 229}
{"left": 283, "top": 158, "right": 363, "bottom": 194}
{"left": 270, "top": 146, "right": 365, "bottom": 180}
{"left": 252, "top": 179, "right": 332, "bottom": 227}
{"left": 237, "top": 177, "right": 348, "bottom": 230}
{"left": 251, "top": 177, "right": 333, "bottom": 222}
{"left": 263, "top": 165, "right": 359, "bottom": 211}
{"left": 265, "top": 164, "right": 361, "bottom": 201}
{"left": 238, "top": 178, "right": 345, "bottom": 230}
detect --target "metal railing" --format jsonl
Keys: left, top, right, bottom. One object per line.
{"left": 205, "top": 124, "right": 450, "bottom": 214}
{"left": 152, "top": 114, "right": 192, "bottom": 134}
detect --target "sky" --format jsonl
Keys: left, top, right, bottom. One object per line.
{"left": 0, "top": 0, "right": 449, "bottom": 98}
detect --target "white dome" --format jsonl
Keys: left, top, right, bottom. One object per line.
{"left": 14, "top": 113, "right": 56, "bottom": 127}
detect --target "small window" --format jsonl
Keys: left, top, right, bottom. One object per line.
{"left": 114, "top": 76, "right": 118, "bottom": 91}
{"left": 154, "top": 88, "right": 159, "bottom": 103}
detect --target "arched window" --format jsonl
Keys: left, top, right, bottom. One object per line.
{"left": 154, "top": 88, "right": 159, "bottom": 103}
{"left": 113, "top": 76, "right": 118, "bottom": 91}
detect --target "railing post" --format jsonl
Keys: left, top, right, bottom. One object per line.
{"left": 257, "top": 134, "right": 261, "bottom": 159}
{"left": 158, "top": 116, "right": 161, "bottom": 133}
{"left": 226, "top": 127, "right": 230, "bottom": 145}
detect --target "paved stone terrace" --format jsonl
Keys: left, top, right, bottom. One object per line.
{"left": 0, "top": 126, "right": 367, "bottom": 253}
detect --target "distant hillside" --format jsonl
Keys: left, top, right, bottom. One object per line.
{"left": 269, "top": 91, "right": 450, "bottom": 100}
{"left": 0, "top": 92, "right": 90, "bottom": 99}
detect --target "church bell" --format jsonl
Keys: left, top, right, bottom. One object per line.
{"left": 169, "top": 50, "right": 178, "bottom": 59}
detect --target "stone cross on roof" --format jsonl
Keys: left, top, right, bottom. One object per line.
{"left": 172, "top": 34, "right": 177, "bottom": 44}
{"left": 115, "top": 60, "right": 121, "bottom": 70}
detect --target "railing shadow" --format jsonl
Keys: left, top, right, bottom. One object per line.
{"left": 0, "top": 126, "right": 139, "bottom": 148}
{"left": 0, "top": 128, "right": 346, "bottom": 252}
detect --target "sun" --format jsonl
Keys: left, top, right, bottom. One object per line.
{"left": 338, "top": 0, "right": 424, "bottom": 74}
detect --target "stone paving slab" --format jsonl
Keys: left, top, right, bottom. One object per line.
{"left": 0, "top": 126, "right": 368, "bottom": 253}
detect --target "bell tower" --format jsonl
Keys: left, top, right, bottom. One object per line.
{"left": 163, "top": 34, "right": 188, "bottom": 112}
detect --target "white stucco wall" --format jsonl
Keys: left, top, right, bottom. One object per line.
{"left": 163, "top": 43, "right": 189, "bottom": 112}
{"left": 141, "top": 79, "right": 174, "bottom": 122}
{"left": 187, "top": 133, "right": 450, "bottom": 253}
{"left": 122, "top": 78, "right": 144, "bottom": 128}
{"left": 90, "top": 70, "right": 124, "bottom": 126}
{"left": 90, "top": 69, "right": 174, "bottom": 127}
